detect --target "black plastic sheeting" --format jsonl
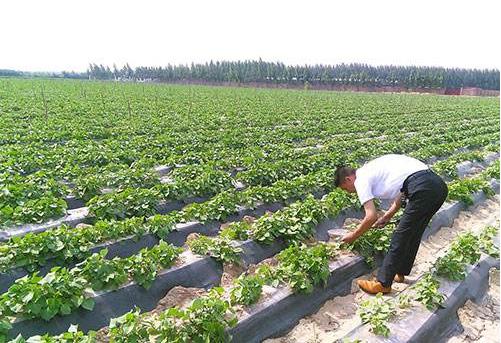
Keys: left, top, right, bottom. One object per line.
{"left": 0, "top": 198, "right": 195, "bottom": 243}
{"left": 64, "top": 195, "right": 86, "bottom": 210}
{"left": 229, "top": 256, "right": 370, "bottom": 343}
{"left": 0, "top": 201, "right": 285, "bottom": 293}
{"left": 0, "top": 207, "right": 91, "bottom": 242}
{"left": 7, "top": 254, "right": 222, "bottom": 338}
{"left": 5, "top": 207, "right": 362, "bottom": 339}
{"left": 0, "top": 191, "right": 329, "bottom": 292}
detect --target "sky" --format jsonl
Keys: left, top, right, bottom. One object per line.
{"left": 0, "top": 0, "right": 499, "bottom": 72}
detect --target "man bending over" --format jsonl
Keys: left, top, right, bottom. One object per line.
{"left": 335, "top": 154, "right": 448, "bottom": 294}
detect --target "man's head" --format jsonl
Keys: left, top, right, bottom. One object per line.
{"left": 334, "top": 166, "right": 357, "bottom": 193}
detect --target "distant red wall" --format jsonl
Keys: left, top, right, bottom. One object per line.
{"left": 460, "top": 87, "right": 500, "bottom": 96}
{"left": 445, "top": 88, "right": 462, "bottom": 95}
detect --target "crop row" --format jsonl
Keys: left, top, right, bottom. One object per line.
{"left": 1, "top": 141, "right": 496, "bottom": 277}
{"left": 2, "top": 115, "right": 496, "bottom": 182}
{"left": 186, "top": 160, "right": 499, "bottom": 270}
{"left": 0, "top": 143, "right": 497, "bottom": 287}
{"left": 1, "top": 124, "right": 497, "bottom": 229}
{"left": 0, "top": 168, "right": 336, "bottom": 273}
{"left": 0, "top": 158, "right": 497, "bottom": 340}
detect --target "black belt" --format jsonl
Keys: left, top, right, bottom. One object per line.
{"left": 400, "top": 169, "right": 433, "bottom": 195}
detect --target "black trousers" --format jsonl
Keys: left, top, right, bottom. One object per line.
{"left": 377, "top": 170, "right": 448, "bottom": 287}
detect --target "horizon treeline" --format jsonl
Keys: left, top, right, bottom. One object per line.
{"left": 1, "top": 60, "right": 499, "bottom": 90}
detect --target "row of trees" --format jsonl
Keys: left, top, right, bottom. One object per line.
{"left": 87, "top": 61, "right": 499, "bottom": 90}
{"left": 2, "top": 60, "right": 499, "bottom": 90}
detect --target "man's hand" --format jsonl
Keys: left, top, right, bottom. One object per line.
{"left": 341, "top": 200, "right": 378, "bottom": 244}
{"left": 374, "top": 216, "right": 389, "bottom": 228}
{"left": 341, "top": 231, "right": 358, "bottom": 244}
{"left": 374, "top": 194, "right": 402, "bottom": 229}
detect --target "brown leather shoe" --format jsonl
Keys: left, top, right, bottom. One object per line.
{"left": 357, "top": 279, "right": 392, "bottom": 294}
{"left": 394, "top": 274, "right": 405, "bottom": 283}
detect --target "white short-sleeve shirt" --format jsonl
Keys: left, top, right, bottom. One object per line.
{"left": 354, "top": 154, "right": 428, "bottom": 205}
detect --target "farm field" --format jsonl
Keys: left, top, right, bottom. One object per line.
{"left": 0, "top": 78, "right": 499, "bottom": 342}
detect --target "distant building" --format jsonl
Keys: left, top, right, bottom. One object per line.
{"left": 445, "top": 87, "right": 499, "bottom": 96}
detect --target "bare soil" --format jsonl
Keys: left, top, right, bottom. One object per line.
{"left": 446, "top": 268, "right": 500, "bottom": 343}
{"left": 221, "top": 263, "right": 246, "bottom": 288}
{"left": 152, "top": 286, "right": 206, "bottom": 314}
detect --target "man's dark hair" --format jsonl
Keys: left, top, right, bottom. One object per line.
{"left": 334, "top": 166, "right": 356, "bottom": 187}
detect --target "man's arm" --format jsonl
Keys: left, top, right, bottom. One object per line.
{"left": 374, "top": 193, "right": 402, "bottom": 228}
{"left": 341, "top": 200, "right": 378, "bottom": 244}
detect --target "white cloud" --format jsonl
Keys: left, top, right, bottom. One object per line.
{"left": 0, "top": 0, "right": 499, "bottom": 72}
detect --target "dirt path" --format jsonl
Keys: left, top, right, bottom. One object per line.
{"left": 264, "top": 196, "right": 500, "bottom": 343}
{"left": 446, "top": 268, "right": 500, "bottom": 343}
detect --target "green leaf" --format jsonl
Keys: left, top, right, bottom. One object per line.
{"left": 22, "top": 292, "right": 34, "bottom": 304}
{"left": 81, "top": 298, "right": 95, "bottom": 311}
{"left": 60, "top": 303, "right": 72, "bottom": 315}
